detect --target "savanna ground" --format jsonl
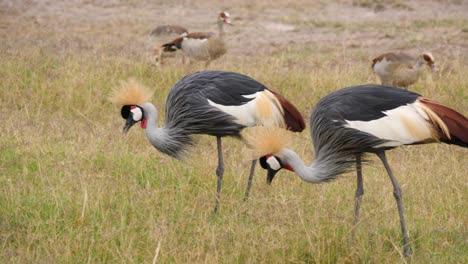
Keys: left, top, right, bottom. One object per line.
{"left": 1, "top": 0, "right": 467, "bottom": 263}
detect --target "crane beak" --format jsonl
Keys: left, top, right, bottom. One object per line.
{"left": 123, "top": 117, "right": 137, "bottom": 133}
{"left": 266, "top": 168, "right": 280, "bottom": 185}
{"left": 260, "top": 155, "right": 283, "bottom": 185}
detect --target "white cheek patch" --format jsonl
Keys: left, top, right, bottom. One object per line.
{"left": 131, "top": 107, "right": 143, "bottom": 121}
{"left": 266, "top": 156, "right": 281, "bottom": 170}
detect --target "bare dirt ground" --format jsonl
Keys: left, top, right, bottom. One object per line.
{"left": 1, "top": 0, "right": 467, "bottom": 67}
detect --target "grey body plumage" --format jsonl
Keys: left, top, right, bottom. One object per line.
{"left": 153, "top": 71, "right": 269, "bottom": 159}
{"left": 306, "top": 85, "right": 418, "bottom": 181}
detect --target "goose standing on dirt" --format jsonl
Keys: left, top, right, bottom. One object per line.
{"left": 372, "top": 52, "right": 438, "bottom": 88}
{"left": 162, "top": 11, "right": 233, "bottom": 67}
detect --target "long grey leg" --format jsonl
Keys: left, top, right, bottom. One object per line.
{"left": 352, "top": 153, "right": 364, "bottom": 239}
{"left": 214, "top": 136, "right": 224, "bottom": 214}
{"left": 243, "top": 160, "right": 257, "bottom": 202}
{"left": 376, "top": 151, "right": 412, "bottom": 257}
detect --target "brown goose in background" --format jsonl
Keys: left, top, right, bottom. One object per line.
{"left": 150, "top": 25, "right": 188, "bottom": 37}
{"left": 372, "top": 52, "right": 438, "bottom": 88}
{"left": 162, "top": 11, "right": 233, "bottom": 67}
{"left": 150, "top": 25, "right": 189, "bottom": 66}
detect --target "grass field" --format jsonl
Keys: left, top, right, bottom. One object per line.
{"left": 1, "top": 1, "right": 467, "bottom": 263}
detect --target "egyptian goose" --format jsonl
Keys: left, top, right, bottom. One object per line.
{"left": 162, "top": 11, "right": 232, "bottom": 67}
{"left": 149, "top": 25, "right": 189, "bottom": 66}
{"left": 372, "top": 52, "right": 438, "bottom": 88}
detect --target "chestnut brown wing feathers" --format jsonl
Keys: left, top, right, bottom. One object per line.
{"left": 419, "top": 98, "right": 468, "bottom": 147}
{"left": 270, "top": 90, "right": 306, "bottom": 132}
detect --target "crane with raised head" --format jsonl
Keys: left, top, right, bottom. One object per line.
{"left": 110, "top": 70, "right": 305, "bottom": 214}
{"left": 372, "top": 52, "right": 438, "bottom": 88}
{"left": 246, "top": 84, "right": 467, "bottom": 257}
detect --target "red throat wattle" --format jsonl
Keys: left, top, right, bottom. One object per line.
{"left": 141, "top": 118, "right": 147, "bottom": 129}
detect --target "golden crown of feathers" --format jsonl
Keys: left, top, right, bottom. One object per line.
{"left": 242, "top": 126, "right": 292, "bottom": 158}
{"left": 109, "top": 78, "right": 153, "bottom": 106}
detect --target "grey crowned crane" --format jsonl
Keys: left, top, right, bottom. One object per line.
{"left": 161, "top": 11, "right": 232, "bottom": 67}
{"left": 110, "top": 70, "right": 305, "bottom": 214}
{"left": 245, "top": 85, "right": 468, "bottom": 257}
{"left": 372, "top": 52, "right": 438, "bottom": 88}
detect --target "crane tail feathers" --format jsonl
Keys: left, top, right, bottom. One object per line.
{"left": 419, "top": 98, "right": 468, "bottom": 147}
{"left": 242, "top": 126, "right": 292, "bottom": 158}
{"left": 109, "top": 78, "right": 153, "bottom": 106}
{"left": 270, "top": 91, "right": 306, "bottom": 132}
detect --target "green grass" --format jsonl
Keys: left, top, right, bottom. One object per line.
{"left": 1, "top": 48, "right": 466, "bottom": 263}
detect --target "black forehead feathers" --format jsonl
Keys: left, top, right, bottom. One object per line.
{"left": 121, "top": 105, "right": 131, "bottom": 119}
{"left": 259, "top": 156, "right": 267, "bottom": 169}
